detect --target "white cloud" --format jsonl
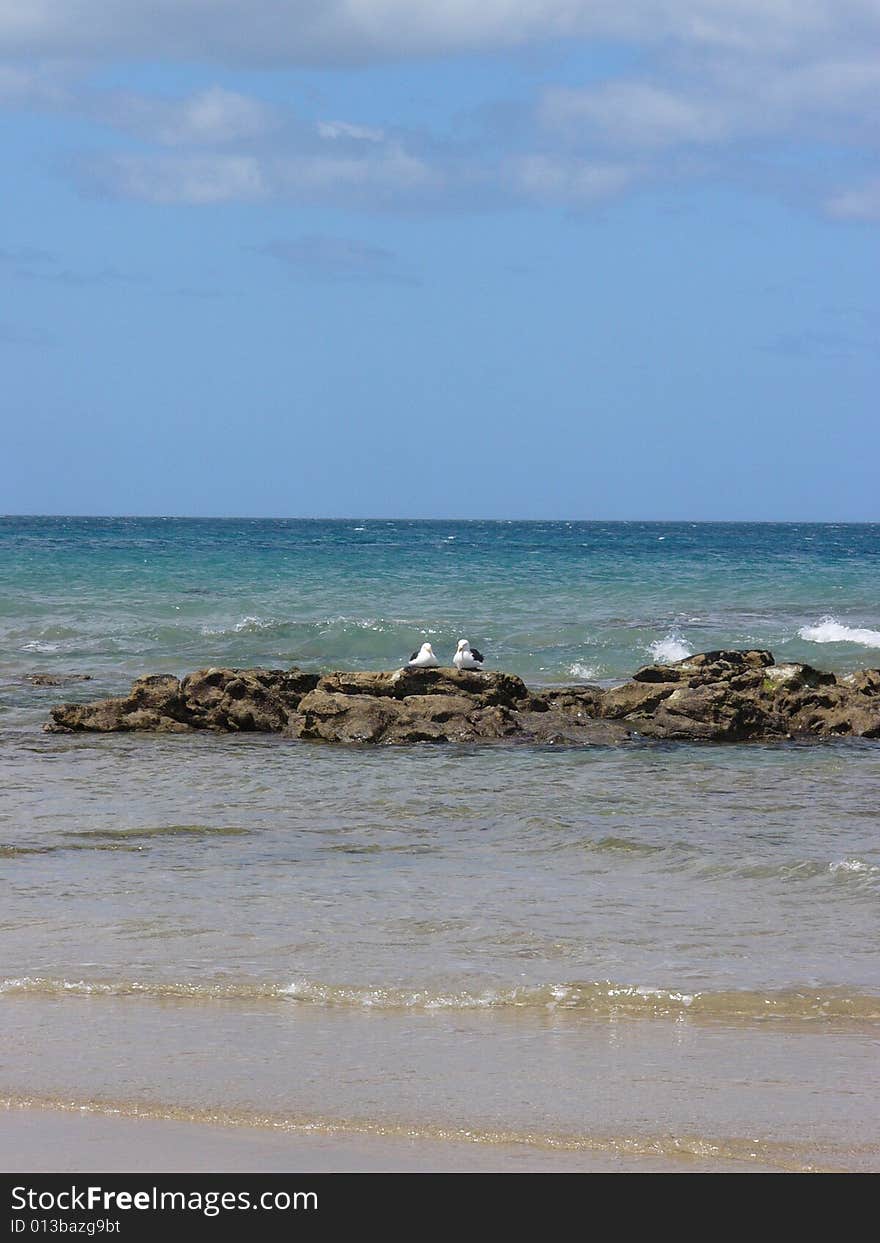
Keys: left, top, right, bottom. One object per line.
{"left": 0, "top": 62, "right": 70, "bottom": 106}
{"left": 509, "top": 155, "right": 635, "bottom": 204}
{"left": 276, "top": 146, "right": 437, "bottom": 200}
{"left": 106, "top": 86, "right": 276, "bottom": 147}
{"left": 0, "top": 3, "right": 877, "bottom": 65}
{"left": 540, "top": 54, "right": 880, "bottom": 150}
{"left": 317, "top": 120, "right": 385, "bottom": 144}
{"left": 541, "top": 83, "right": 729, "bottom": 148}
{"left": 1, "top": 4, "right": 877, "bottom": 215}
{"left": 82, "top": 142, "right": 439, "bottom": 207}
{"left": 88, "top": 154, "right": 267, "bottom": 204}
{"left": 826, "top": 179, "right": 880, "bottom": 220}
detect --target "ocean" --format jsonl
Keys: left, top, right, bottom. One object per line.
{"left": 1, "top": 517, "right": 879, "bottom": 1171}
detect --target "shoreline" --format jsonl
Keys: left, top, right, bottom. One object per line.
{"left": 0, "top": 1101, "right": 784, "bottom": 1174}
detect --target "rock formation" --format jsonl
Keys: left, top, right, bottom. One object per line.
{"left": 45, "top": 651, "right": 880, "bottom": 745}
{"left": 25, "top": 673, "right": 93, "bottom": 686}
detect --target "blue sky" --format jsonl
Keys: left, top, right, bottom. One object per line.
{"left": 1, "top": 2, "right": 878, "bottom": 519}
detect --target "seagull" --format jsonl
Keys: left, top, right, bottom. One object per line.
{"left": 407, "top": 642, "right": 439, "bottom": 668}
{"left": 453, "top": 639, "right": 484, "bottom": 670}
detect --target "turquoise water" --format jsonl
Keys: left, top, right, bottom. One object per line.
{"left": 2, "top": 518, "right": 879, "bottom": 685}
{"left": 1, "top": 518, "right": 879, "bottom": 1171}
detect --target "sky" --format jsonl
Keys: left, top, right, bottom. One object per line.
{"left": 1, "top": 1, "right": 878, "bottom": 520}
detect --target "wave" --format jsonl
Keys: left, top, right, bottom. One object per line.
{"left": 0, "top": 842, "right": 144, "bottom": 857}
{"left": 62, "top": 824, "right": 249, "bottom": 841}
{"left": 568, "top": 662, "right": 598, "bottom": 680}
{"left": 648, "top": 632, "right": 693, "bottom": 664}
{"left": 200, "top": 615, "right": 281, "bottom": 637}
{"left": 687, "top": 856, "right": 880, "bottom": 895}
{"left": 0, "top": 826, "right": 248, "bottom": 858}
{"left": 1, "top": 1092, "right": 847, "bottom": 1172}
{"left": 2, "top": 975, "right": 878, "bottom": 1022}
{"left": 798, "top": 617, "right": 880, "bottom": 648}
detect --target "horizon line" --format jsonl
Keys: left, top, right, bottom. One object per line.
{"left": 1, "top": 514, "right": 878, "bottom": 525}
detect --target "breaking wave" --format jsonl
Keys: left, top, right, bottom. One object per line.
{"left": 798, "top": 618, "right": 880, "bottom": 648}
{"left": 648, "top": 632, "right": 693, "bottom": 664}
{"left": 2, "top": 975, "right": 878, "bottom": 1023}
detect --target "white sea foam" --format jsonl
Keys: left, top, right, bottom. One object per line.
{"left": 22, "top": 641, "right": 61, "bottom": 653}
{"left": 648, "top": 633, "right": 693, "bottom": 664}
{"left": 200, "top": 616, "right": 278, "bottom": 637}
{"left": 798, "top": 617, "right": 880, "bottom": 648}
{"left": 569, "top": 663, "right": 598, "bottom": 680}
{"left": 233, "top": 616, "right": 276, "bottom": 633}
{"left": 829, "top": 858, "right": 878, "bottom": 876}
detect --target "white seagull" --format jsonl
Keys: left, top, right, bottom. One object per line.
{"left": 407, "top": 642, "right": 439, "bottom": 668}
{"left": 453, "top": 639, "right": 484, "bottom": 670}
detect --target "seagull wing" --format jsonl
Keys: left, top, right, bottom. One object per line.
{"left": 471, "top": 648, "right": 484, "bottom": 663}
{"left": 410, "top": 650, "right": 420, "bottom": 661}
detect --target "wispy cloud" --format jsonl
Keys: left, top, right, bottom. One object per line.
{"left": 0, "top": 320, "right": 54, "bottom": 346}
{"left": 765, "top": 330, "right": 878, "bottom": 360}
{"left": 75, "top": 121, "right": 444, "bottom": 208}
{"left": 0, "top": 5, "right": 877, "bottom": 216}
{"left": 254, "top": 235, "right": 418, "bottom": 284}
{"left": 539, "top": 56, "right": 880, "bottom": 151}
{"left": 0, "top": 62, "right": 70, "bottom": 106}
{"left": 0, "top": 3, "right": 876, "bottom": 65}
{"left": 826, "top": 178, "right": 880, "bottom": 221}
{"left": 0, "top": 247, "right": 142, "bottom": 286}
{"left": 95, "top": 86, "right": 278, "bottom": 147}
{"left": 507, "top": 155, "right": 636, "bottom": 204}
{"left": 77, "top": 153, "right": 266, "bottom": 204}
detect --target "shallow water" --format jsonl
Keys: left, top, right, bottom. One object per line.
{"left": 1, "top": 518, "right": 879, "bottom": 1170}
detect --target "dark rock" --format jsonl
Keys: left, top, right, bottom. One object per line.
{"left": 600, "top": 680, "right": 680, "bottom": 719}
{"left": 675, "top": 649, "right": 774, "bottom": 673}
{"left": 839, "top": 669, "right": 880, "bottom": 697}
{"left": 288, "top": 691, "right": 404, "bottom": 744}
{"left": 25, "top": 673, "right": 93, "bottom": 687}
{"left": 45, "top": 652, "right": 880, "bottom": 746}
{"left": 629, "top": 683, "right": 774, "bottom": 742}
{"left": 47, "top": 666, "right": 318, "bottom": 735}
{"left": 541, "top": 686, "right": 604, "bottom": 715}
{"left": 180, "top": 667, "right": 317, "bottom": 732}
{"left": 630, "top": 664, "right": 690, "bottom": 684}
{"left": 317, "top": 666, "right": 530, "bottom": 707}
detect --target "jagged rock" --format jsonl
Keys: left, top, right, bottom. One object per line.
{"left": 285, "top": 685, "right": 630, "bottom": 746}
{"left": 844, "top": 669, "right": 880, "bottom": 696}
{"left": 45, "top": 672, "right": 190, "bottom": 734}
{"left": 600, "top": 680, "right": 680, "bottom": 719}
{"left": 629, "top": 682, "right": 774, "bottom": 741}
{"left": 24, "top": 673, "right": 93, "bottom": 687}
{"left": 540, "top": 687, "right": 603, "bottom": 715}
{"left": 180, "top": 667, "right": 318, "bottom": 731}
{"left": 47, "top": 666, "right": 318, "bottom": 735}
{"left": 46, "top": 652, "right": 880, "bottom": 746}
{"left": 288, "top": 691, "right": 404, "bottom": 744}
{"left": 676, "top": 649, "right": 774, "bottom": 675}
{"left": 630, "top": 664, "right": 690, "bottom": 684}
{"left": 316, "top": 666, "right": 531, "bottom": 706}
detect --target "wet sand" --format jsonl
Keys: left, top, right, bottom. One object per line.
{"left": 1, "top": 1103, "right": 780, "bottom": 1173}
